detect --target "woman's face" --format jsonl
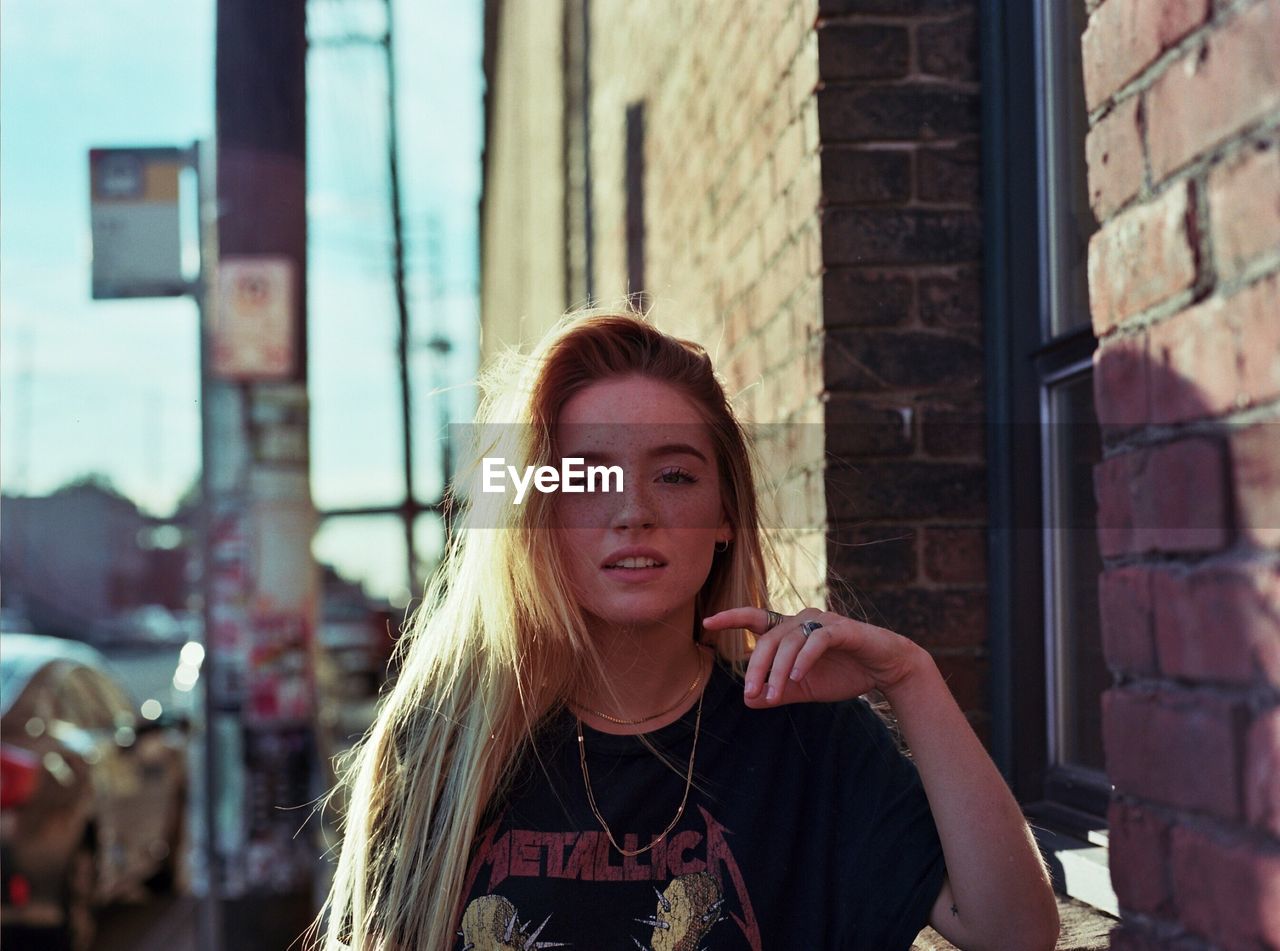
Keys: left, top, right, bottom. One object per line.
{"left": 552, "top": 375, "right": 732, "bottom": 630}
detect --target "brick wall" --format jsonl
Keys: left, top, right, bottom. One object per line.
{"left": 1082, "top": 0, "right": 1280, "bottom": 946}
{"left": 481, "top": 0, "right": 992, "bottom": 716}
{"left": 480, "top": 0, "right": 569, "bottom": 360}
{"left": 482, "top": 0, "right": 830, "bottom": 602}
{"left": 814, "top": 0, "right": 989, "bottom": 736}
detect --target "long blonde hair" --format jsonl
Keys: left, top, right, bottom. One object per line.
{"left": 311, "top": 306, "right": 792, "bottom": 950}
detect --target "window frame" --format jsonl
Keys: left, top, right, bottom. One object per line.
{"left": 980, "top": 0, "right": 1117, "bottom": 913}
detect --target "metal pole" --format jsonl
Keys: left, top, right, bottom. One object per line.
{"left": 382, "top": 0, "right": 419, "bottom": 595}
{"left": 190, "top": 137, "right": 222, "bottom": 951}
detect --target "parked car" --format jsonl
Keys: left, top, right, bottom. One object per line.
{"left": 0, "top": 633, "right": 189, "bottom": 951}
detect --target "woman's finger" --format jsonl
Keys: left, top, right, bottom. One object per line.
{"left": 702, "top": 606, "right": 778, "bottom": 635}
{"left": 789, "top": 619, "right": 838, "bottom": 682}
{"left": 764, "top": 630, "right": 807, "bottom": 702}
{"left": 742, "top": 623, "right": 785, "bottom": 698}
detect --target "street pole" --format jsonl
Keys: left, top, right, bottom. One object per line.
{"left": 382, "top": 0, "right": 420, "bottom": 596}
{"left": 191, "top": 137, "right": 222, "bottom": 951}
{"left": 214, "top": 2, "right": 319, "bottom": 946}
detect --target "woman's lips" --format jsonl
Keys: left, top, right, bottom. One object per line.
{"left": 601, "top": 564, "right": 667, "bottom": 583}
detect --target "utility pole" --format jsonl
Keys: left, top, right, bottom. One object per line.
{"left": 212, "top": 2, "right": 319, "bottom": 946}
{"left": 383, "top": 0, "right": 420, "bottom": 594}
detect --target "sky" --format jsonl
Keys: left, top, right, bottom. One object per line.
{"left": 0, "top": 0, "right": 483, "bottom": 603}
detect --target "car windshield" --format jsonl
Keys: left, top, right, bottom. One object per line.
{"left": 0, "top": 653, "right": 31, "bottom": 713}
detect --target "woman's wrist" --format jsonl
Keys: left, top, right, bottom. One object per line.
{"left": 878, "top": 640, "right": 941, "bottom": 705}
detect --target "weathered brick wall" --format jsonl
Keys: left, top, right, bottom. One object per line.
{"left": 483, "top": 0, "right": 831, "bottom": 602}
{"left": 814, "top": 0, "right": 989, "bottom": 735}
{"left": 480, "top": 0, "right": 569, "bottom": 360}
{"left": 481, "top": 0, "right": 992, "bottom": 713}
{"left": 1082, "top": 0, "right": 1280, "bottom": 946}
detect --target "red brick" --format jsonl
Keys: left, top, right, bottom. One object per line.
{"left": 1147, "top": 1, "right": 1280, "bottom": 180}
{"left": 1154, "top": 564, "right": 1280, "bottom": 686}
{"left": 821, "top": 269, "right": 914, "bottom": 327}
{"left": 920, "top": 405, "right": 984, "bottom": 459}
{"left": 816, "top": 23, "right": 909, "bottom": 81}
{"left": 816, "top": 84, "right": 979, "bottom": 143}
{"left": 827, "top": 521, "right": 917, "bottom": 585}
{"left": 1102, "top": 686, "right": 1245, "bottom": 819}
{"left": 1232, "top": 274, "right": 1280, "bottom": 413}
{"left": 824, "top": 329, "right": 983, "bottom": 390}
{"left": 1170, "top": 824, "right": 1280, "bottom": 949}
{"left": 917, "top": 13, "right": 978, "bottom": 83}
{"left": 825, "top": 396, "right": 915, "bottom": 457}
{"left": 1108, "top": 799, "right": 1175, "bottom": 917}
{"left": 1100, "top": 566, "right": 1157, "bottom": 675}
{"left": 1146, "top": 275, "right": 1280, "bottom": 424}
{"left": 917, "top": 140, "right": 981, "bottom": 205}
{"left": 1107, "top": 924, "right": 1181, "bottom": 951}
{"left": 825, "top": 459, "right": 987, "bottom": 521}
{"left": 1093, "top": 331, "right": 1150, "bottom": 430}
{"left": 1135, "top": 437, "right": 1229, "bottom": 554}
{"left": 1247, "top": 707, "right": 1280, "bottom": 839}
{"left": 818, "top": 0, "right": 969, "bottom": 11}
{"left": 1086, "top": 95, "right": 1146, "bottom": 220}
{"left": 1095, "top": 450, "right": 1138, "bottom": 558}
{"left": 1231, "top": 424, "right": 1280, "bottom": 549}
{"left": 821, "top": 208, "right": 982, "bottom": 266}
{"left": 919, "top": 268, "right": 980, "bottom": 329}
{"left": 1147, "top": 298, "right": 1240, "bottom": 425}
{"left": 1088, "top": 181, "right": 1197, "bottom": 334}
{"left": 849, "top": 588, "right": 987, "bottom": 650}
{"left": 1097, "top": 440, "right": 1230, "bottom": 556}
{"left": 1082, "top": 0, "right": 1209, "bottom": 111}
{"left": 922, "top": 526, "right": 986, "bottom": 584}
{"left": 820, "top": 147, "right": 911, "bottom": 205}
{"left": 1209, "top": 141, "right": 1280, "bottom": 280}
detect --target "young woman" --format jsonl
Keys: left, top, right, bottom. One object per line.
{"left": 315, "top": 309, "right": 1060, "bottom": 951}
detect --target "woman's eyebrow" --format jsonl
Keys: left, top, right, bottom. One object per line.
{"left": 569, "top": 443, "right": 710, "bottom": 465}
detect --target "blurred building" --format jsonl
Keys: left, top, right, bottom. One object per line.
{"left": 1, "top": 479, "right": 191, "bottom": 639}
{"left": 480, "top": 1, "right": 1280, "bottom": 948}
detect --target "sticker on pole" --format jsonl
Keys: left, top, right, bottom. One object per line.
{"left": 213, "top": 256, "right": 296, "bottom": 379}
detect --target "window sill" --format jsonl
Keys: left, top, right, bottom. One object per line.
{"left": 1024, "top": 800, "right": 1117, "bottom": 916}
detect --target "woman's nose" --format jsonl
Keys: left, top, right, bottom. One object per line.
{"left": 610, "top": 477, "right": 657, "bottom": 530}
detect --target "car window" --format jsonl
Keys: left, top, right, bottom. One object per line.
{"left": 0, "top": 660, "right": 19, "bottom": 709}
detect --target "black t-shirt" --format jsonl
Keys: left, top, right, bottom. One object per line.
{"left": 454, "top": 655, "right": 947, "bottom": 950}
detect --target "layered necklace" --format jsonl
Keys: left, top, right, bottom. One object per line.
{"left": 573, "top": 648, "right": 709, "bottom": 857}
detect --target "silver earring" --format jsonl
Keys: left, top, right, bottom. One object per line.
{"left": 714, "top": 539, "right": 730, "bottom": 553}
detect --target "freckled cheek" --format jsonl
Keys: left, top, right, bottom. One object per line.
{"left": 660, "top": 490, "right": 724, "bottom": 531}
{"left": 551, "top": 485, "right": 721, "bottom": 530}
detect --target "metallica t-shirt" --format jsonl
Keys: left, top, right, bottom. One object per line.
{"left": 454, "top": 654, "right": 947, "bottom": 950}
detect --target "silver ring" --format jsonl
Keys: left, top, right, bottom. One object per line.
{"left": 799, "top": 620, "right": 823, "bottom": 639}
{"left": 765, "top": 610, "right": 784, "bottom": 630}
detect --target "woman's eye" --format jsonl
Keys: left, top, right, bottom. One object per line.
{"left": 657, "top": 467, "right": 697, "bottom": 485}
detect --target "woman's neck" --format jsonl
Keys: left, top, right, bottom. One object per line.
{"left": 571, "top": 611, "right": 710, "bottom": 735}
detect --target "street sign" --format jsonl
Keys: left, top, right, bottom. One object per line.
{"left": 89, "top": 147, "right": 188, "bottom": 299}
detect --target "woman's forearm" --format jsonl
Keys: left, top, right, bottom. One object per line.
{"left": 882, "top": 646, "right": 1060, "bottom": 951}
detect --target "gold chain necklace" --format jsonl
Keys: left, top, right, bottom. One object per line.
{"left": 571, "top": 648, "right": 706, "bottom": 724}
{"left": 575, "top": 652, "right": 708, "bottom": 857}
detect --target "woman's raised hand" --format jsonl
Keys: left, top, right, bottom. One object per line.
{"left": 701, "top": 607, "right": 927, "bottom": 707}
